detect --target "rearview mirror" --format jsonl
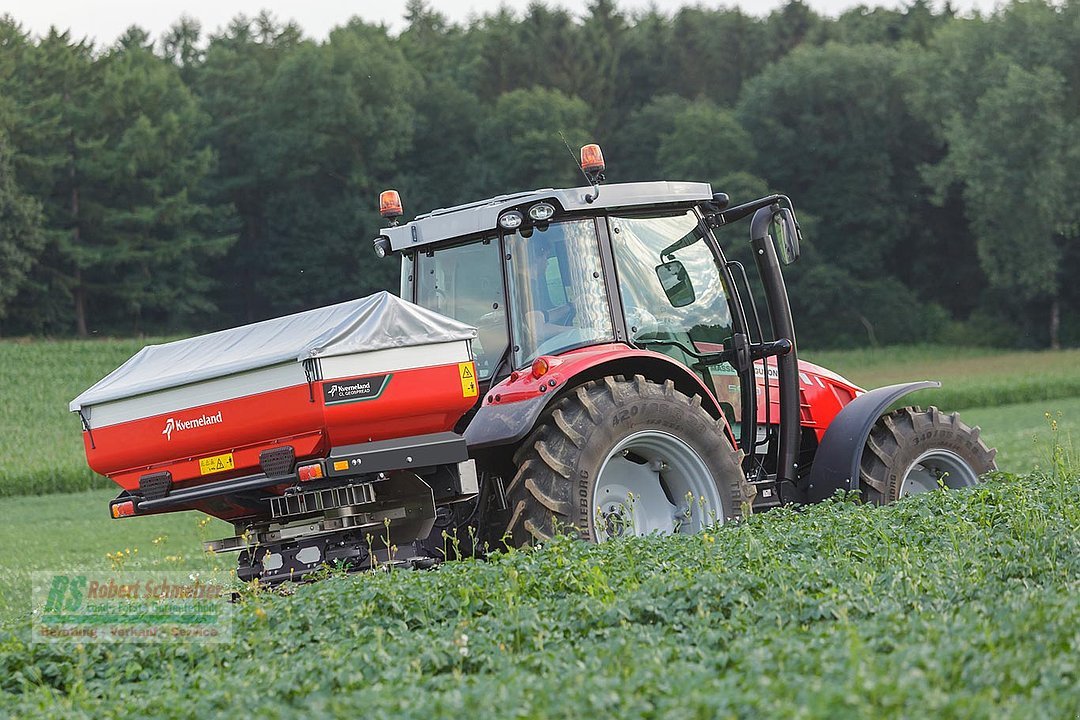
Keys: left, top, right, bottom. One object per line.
{"left": 655, "top": 260, "right": 696, "bottom": 308}
{"left": 771, "top": 208, "right": 800, "bottom": 264}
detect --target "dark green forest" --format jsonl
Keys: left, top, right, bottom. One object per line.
{"left": 0, "top": 0, "right": 1077, "bottom": 348}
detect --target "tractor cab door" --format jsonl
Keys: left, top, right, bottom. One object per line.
{"left": 608, "top": 210, "right": 743, "bottom": 430}
{"left": 503, "top": 219, "right": 615, "bottom": 368}
{"left": 413, "top": 239, "right": 510, "bottom": 383}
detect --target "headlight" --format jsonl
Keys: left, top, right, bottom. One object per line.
{"left": 498, "top": 211, "right": 524, "bottom": 230}
{"left": 528, "top": 202, "right": 555, "bottom": 222}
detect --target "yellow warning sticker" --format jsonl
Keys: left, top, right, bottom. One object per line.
{"left": 459, "top": 362, "right": 478, "bottom": 398}
{"left": 198, "top": 452, "right": 234, "bottom": 476}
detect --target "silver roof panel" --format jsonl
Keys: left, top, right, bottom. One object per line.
{"left": 383, "top": 181, "right": 713, "bottom": 252}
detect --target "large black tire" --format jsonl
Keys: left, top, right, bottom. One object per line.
{"left": 502, "top": 374, "right": 748, "bottom": 545}
{"left": 860, "top": 406, "right": 997, "bottom": 505}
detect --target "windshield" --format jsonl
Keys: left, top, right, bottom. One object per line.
{"left": 415, "top": 239, "right": 509, "bottom": 380}
{"left": 610, "top": 210, "right": 739, "bottom": 420}
{"left": 505, "top": 219, "right": 614, "bottom": 367}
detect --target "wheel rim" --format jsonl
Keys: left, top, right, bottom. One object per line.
{"left": 898, "top": 449, "right": 980, "bottom": 497}
{"left": 592, "top": 430, "right": 722, "bottom": 539}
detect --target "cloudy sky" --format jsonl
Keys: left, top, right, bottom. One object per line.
{"left": 7, "top": 0, "right": 1003, "bottom": 46}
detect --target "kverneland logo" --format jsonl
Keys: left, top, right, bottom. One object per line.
{"left": 162, "top": 411, "right": 223, "bottom": 441}
{"left": 327, "top": 381, "right": 371, "bottom": 397}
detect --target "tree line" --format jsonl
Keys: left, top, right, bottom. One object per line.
{"left": 0, "top": 0, "right": 1076, "bottom": 348}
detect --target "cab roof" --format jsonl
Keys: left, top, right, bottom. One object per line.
{"left": 381, "top": 180, "right": 713, "bottom": 253}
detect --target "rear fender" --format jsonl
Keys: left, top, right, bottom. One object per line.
{"left": 464, "top": 345, "right": 729, "bottom": 451}
{"left": 801, "top": 381, "right": 939, "bottom": 503}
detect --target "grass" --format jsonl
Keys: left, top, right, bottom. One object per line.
{"left": 0, "top": 338, "right": 155, "bottom": 497}
{"left": 804, "top": 345, "right": 1080, "bottom": 410}
{"left": 1, "top": 464, "right": 1077, "bottom": 718}
{"left": 961, "top": 397, "right": 1079, "bottom": 473}
{"left": 0, "top": 490, "right": 231, "bottom": 625}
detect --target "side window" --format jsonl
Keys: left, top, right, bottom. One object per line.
{"left": 505, "top": 219, "right": 613, "bottom": 367}
{"left": 399, "top": 253, "right": 414, "bottom": 299}
{"left": 416, "top": 240, "right": 508, "bottom": 380}
{"left": 545, "top": 258, "right": 568, "bottom": 306}
{"left": 610, "top": 210, "right": 740, "bottom": 421}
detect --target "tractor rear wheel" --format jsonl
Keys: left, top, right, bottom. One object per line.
{"left": 502, "top": 375, "right": 746, "bottom": 545}
{"left": 859, "top": 406, "right": 996, "bottom": 504}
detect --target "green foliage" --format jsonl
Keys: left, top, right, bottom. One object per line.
{"left": 478, "top": 87, "right": 592, "bottom": 192}
{"left": 0, "top": 25, "right": 232, "bottom": 335}
{"left": 82, "top": 34, "right": 233, "bottom": 332}
{"left": 907, "top": 1, "right": 1080, "bottom": 346}
{"left": 609, "top": 94, "right": 692, "bottom": 182}
{"left": 250, "top": 20, "right": 419, "bottom": 316}
{"left": 657, "top": 100, "right": 756, "bottom": 186}
{"left": 790, "top": 264, "right": 949, "bottom": 348}
{"left": 0, "top": 27, "right": 95, "bottom": 334}
{"left": 667, "top": 7, "right": 768, "bottom": 107}
{"left": 0, "top": 133, "right": 42, "bottom": 319}
{"left": 0, "top": 0, "right": 1078, "bottom": 347}
{"left": 194, "top": 13, "right": 303, "bottom": 324}
{"left": 830, "top": 0, "right": 947, "bottom": 46}
{"left": 738, "top": 42, "right": 926, "bottom": 277}
{"left": 2, "top": 468, "right": 1078, "bottom": 716}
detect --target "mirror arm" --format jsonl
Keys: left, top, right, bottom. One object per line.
{"left": 658, "top": 229, "right": 701, "bottom": 260}
{"left": 704, "top": 194, "right": 783, "bottom": 229}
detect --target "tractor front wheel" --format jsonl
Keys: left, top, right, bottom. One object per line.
{"left": 502, "top": 375, "right": 746, "bottom": 545}
{"left": 859, "top": 406, "right": 996, "bottom": 504}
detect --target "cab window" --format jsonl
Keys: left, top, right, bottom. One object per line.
{"left": 505, "top": 219, "right": 614, "bottom": 367}
{"left": 415, "top": 239, "right": 508, "bottom": 380}
{"left": 610, "top": 210, "right": 740, "bottom": 420}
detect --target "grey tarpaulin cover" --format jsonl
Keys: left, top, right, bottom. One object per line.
{"left": 70, "top": 291, "right": 477, "bottom": 412}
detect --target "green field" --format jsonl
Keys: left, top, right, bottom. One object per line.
{"left": 0, "top": 340, "right": 1075, "bottom": 498}
{"left": 0, "top": 490, "right": 231, "bottom": 625}
{"left": 1, "top": 339, "right": 1078, "bottom": 715}
{"left": 0, "top": 395, "right": 1071, "bottom": 622}
{"left": 1, "top": 468, "right": 1077, "bottom": 717}
{"left": 804, "top": 345, "right": 1080, "bottom": 411}
{"left": 0, "top": 338, "right": 157, "bottom": 497}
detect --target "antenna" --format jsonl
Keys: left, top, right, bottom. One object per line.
{"left": 558, "top": 132, "right": 594, "bottom": 185}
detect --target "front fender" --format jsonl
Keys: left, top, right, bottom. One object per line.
{"left": 464, "top": 344, "right": 728, "bottom": 451}
{"left": 802, "top": 381, "right": 940, "bottom": 503}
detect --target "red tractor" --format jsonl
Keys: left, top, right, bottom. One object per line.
{"left": 372, "top": 144, "right": 996, "bottom": 547}
{"left": 73, "top": 144, "right": 995, "bottom": 583}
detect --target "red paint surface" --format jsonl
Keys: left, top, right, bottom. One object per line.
{"left": 751, "top": 357, "right": 864, "bottom": 441}
{"left": 484, "top": 344, "right": 863, "bottom": 449}
{"left": 483, "top": 344, "right": 740, "bottom": 445}
{"left": 85, "top": 362, "right": 477, "bottom": 492}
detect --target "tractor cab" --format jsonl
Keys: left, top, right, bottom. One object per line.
{"left": 373, "top": 144, "right": 993, "bottom": 545}
{"left": 377, "top": 145, "right": 806, "bottom": 507}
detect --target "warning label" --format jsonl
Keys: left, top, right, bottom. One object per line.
{"left": 459, "top": 362, "right": 478, "bottom": 398}
{"left": 198, "top": 453, "right": 234, "bottom": 476}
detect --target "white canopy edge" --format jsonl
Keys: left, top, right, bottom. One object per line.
{"left": 70, "top": 291, "right": 477, "bottom": 412}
